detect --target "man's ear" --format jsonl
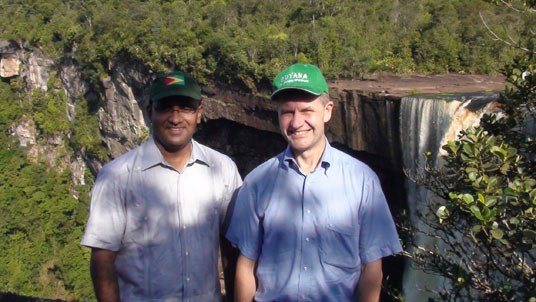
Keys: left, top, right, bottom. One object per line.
{"left": 323, "top": 101, "right": 334, "bottom": 123}
{"left": 196, "top": 103, "right": 204, "bottom": 124}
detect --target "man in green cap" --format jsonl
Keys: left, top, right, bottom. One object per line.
{"left": 82, "top": 71, "right": 242, "bottom": 301}
{"left": 226, "top": 64, "right": 402, "bottom": 301}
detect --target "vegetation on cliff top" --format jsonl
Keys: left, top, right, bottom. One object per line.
{"left": 1, "top": 0, "right": 534, "bottom": 91}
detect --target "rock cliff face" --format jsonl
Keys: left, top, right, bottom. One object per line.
{"left": 0, "top": 41, "right": 406, "bottom": 182}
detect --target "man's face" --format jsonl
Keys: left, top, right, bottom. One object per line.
{"left": 148, "top": 97, "right": 203, "bottom": 154}
{"left": 277, "top": 93, "right": 333, "bottom": 155}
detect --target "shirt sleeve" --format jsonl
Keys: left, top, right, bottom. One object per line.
{"left": 225, "top": 179, "right": 262, "bottom": 260}
{"left": 358, "top": 175, "right": 403, "bottom": 264}
{"left": 80, "top": 167, "right": 127, "bottom": 252}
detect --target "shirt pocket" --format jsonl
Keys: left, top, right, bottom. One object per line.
{"left": 319, "top": 221, "right": 360, "bottom": 282}
{"left": 123, "top": 192, "right": 148, "bottom": 245}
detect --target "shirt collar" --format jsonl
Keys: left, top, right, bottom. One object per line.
{"left": 138, "top": 136, "right": 210, "bottom": 171}
{"left": 189, "top": 139, "right": 211, "bottom": 167}
{"left": 282, "top": 137, "right": 333, "bottom": 174}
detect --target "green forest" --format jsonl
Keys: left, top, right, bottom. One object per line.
{"left": 0, "top": 0, "right": 534, "bottom": 301}
{"left": 2, "top": 0, "right": 534, "bottom": 89}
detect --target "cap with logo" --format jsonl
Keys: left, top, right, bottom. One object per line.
{"left": 271, "top": 63, "right": 329, "bottom": 100}
{"left": 149, "top": 71, "right": 202, "bottom": 102}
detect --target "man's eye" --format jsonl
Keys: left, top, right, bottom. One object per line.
{"left": 154, "top": 105, "right": 171, "bottom": 113}
{"left": 154, "top": 105, "right": 197, "bottom": 114}
{"left": 180, "top": 107, "right": 196, "bottom": 114}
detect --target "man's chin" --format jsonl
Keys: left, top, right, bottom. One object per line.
{"left": 288, "top": 143, "right": 309, "bottom": 154}
{"left": 155, "top": 139, "right": 191, "bottom": 153}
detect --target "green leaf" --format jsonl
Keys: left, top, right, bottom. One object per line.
{"left": 490, "top": 228, "right": 504, "bottom": 240}
{"left": 468, "top": 172, "right": 478, "bottom": 181}
{"left": 449, "top": 192, "right": 459, "bottom": 200}
{"left": 481, "top": 207, "right": 495, "bottom": 220}
{"left": 470, "top": 205, "right": 484, "bottom": 220}
{"left": 462, "top": 143, "right": 475, "bottom": 157}
{"left": 465, "top": 167, "right": 478, "bottom": 174}
{"left": 500, "top": 163, "right": 510, "bottom": 174}
{"left": 490, "top": 145, "right": 507, "bottom": 157}
{"left": 484, "top": 198, "right": 497, "bottom": 208}
{"left": 506, "top": 147, "right": 518, "bottom": 157}
{"left": 471, "top": 224, "right": 482, "bottom": 233}
{"left": 463, "top": 194, "right": 474, "bottom": 204}
{"left": 487, "top": 177, "right": 499, "bottom": 189}
{"left": 504, "top": 187, "right": 517, "bottom": 197}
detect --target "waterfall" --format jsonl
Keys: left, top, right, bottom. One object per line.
{"left": 399, "top": 93, "right": 500, "bottom": 301}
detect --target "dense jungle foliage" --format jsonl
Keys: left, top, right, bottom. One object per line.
{"left": 1, "top": 0, "right": 535, "bottom": 90}
{"left": 0, "top": 0, "right": 534, "bottom": 301}
{"left": 0, "top": 80, "right": 94, "bottom": 300}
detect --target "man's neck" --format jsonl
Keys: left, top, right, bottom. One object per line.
{"left": 156, "top": 141, "right": 193, "bottom": 172}
{"left": 292, "top": 141, "right": 326, "bottom": 175}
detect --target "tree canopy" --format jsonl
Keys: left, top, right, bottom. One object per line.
{"left": 1, "top": 0, "right": 534, "bottom": 91}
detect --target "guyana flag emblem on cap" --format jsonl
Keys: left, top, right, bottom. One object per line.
{"left": 163, "top": 75, "right": 185, "bottom": 86}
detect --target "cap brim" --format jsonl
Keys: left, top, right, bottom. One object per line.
{"left": 271, "top": 87, "right": 321, "bottom": 100}
{"left": 152, "top": 90, "right": 201, "bottom": 102}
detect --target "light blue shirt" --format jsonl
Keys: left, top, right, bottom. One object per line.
{"left": 226, "top": 140, "right": 402, "bottom": 301}
{"left": 81, "top": 137, "right": 242, "bottom": 302}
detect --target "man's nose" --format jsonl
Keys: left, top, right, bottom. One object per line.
{"left": 168, "top": 107, "right": 185, "bottom": 121}
{"left": 289, "top": 111, "right": 303, "bottom": 128}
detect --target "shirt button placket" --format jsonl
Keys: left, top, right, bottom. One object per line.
{"left": 302, "top": 208, "right": 311, "bottom": 301}
{"left": 184, "top": 251, "right": 190, "bottom": 286}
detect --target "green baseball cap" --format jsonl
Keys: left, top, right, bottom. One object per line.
{"left": 149, "top": 71, "right": 202, "bottom": 102}
{"left": 271, "top": 63, "right": 329, "bottom": 100}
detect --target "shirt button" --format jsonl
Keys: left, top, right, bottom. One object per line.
{"left": 303, "top": 266, "right": 308, "bottom": 271}
{"left": 305, "top": 237, "right": 310, "bottom": 242}
{"left": 186, "top": 277, "right": 190, "bottom": 282}
{"left": 185, "top": 251, "right": 189, "bottom": 256}
{"left": 306, "top": 209, "right": 311, "bottom": 214}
